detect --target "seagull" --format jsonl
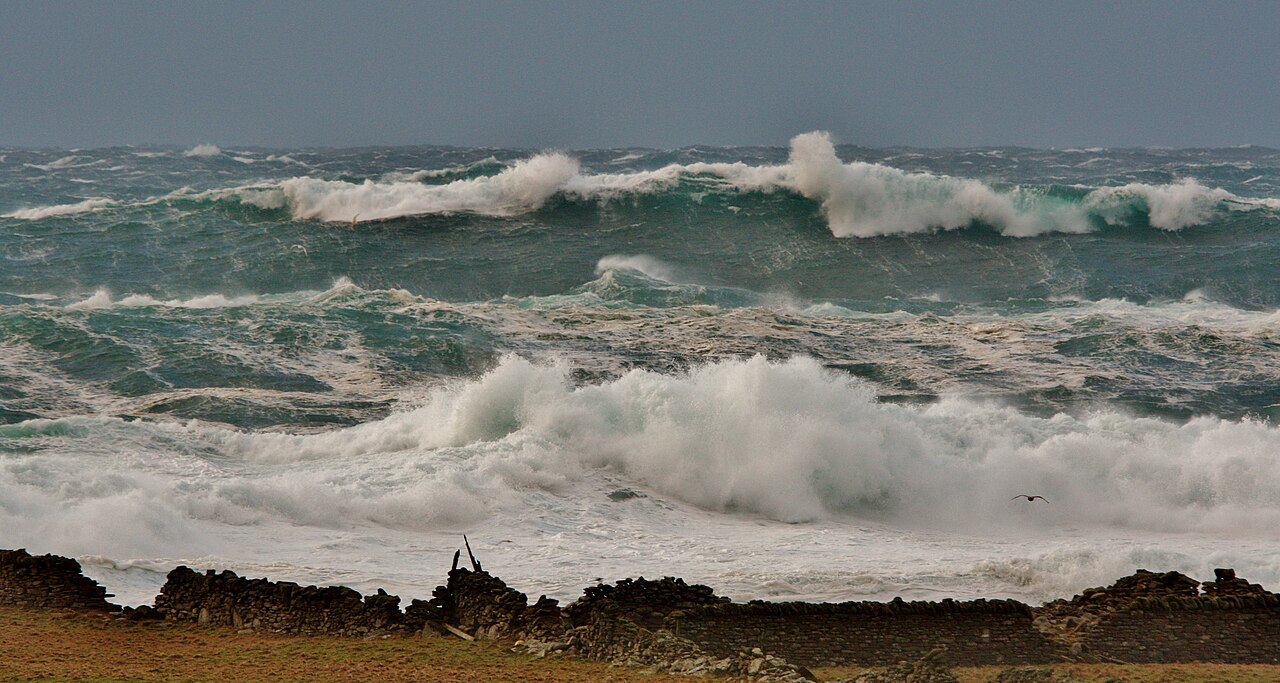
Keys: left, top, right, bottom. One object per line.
{"left": 1011, "top": 494, "right": 1049, "bottom": 503}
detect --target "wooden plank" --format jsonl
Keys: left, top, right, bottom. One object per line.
{"left": 443, "top": 624, "right": 475, "bottom": 641}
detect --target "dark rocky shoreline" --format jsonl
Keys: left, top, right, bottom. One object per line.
{"left": 3, "top": 546, "right": 1279, "bottom": 682}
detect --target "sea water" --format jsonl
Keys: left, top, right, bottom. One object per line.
{"left": 2, "top": 133, "right": 1278, "bottom": 605}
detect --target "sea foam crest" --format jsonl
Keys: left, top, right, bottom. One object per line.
{"left": 265, "top": 131, "right": 1263, "bottom": 235}
{"left": 8, "top": 133, "right": 1271, "bottom": 236}
{"left": 163, "top": 355, "right": 1280, "bottom": 532}
{"left": 65, "top": 288, "right": 259, "bottom": 310}
{"left": 3, "top": 197, "right": 117, "bottom": 220}
{"left": 281, "top": 152, "right": 581, "bottom": 222}
{"left": 184, "top": 144, "right": 223, "bottom": 157}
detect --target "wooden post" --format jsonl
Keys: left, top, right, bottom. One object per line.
{"left": 463, "top": 535, "right": 482, "bottom": 572}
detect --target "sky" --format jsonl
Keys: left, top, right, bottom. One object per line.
{"left": 3, "top": 1, "right": 1278, "bottom": 149}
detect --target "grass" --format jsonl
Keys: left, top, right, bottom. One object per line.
{"left": 0, "top": 606, "right": 685, "bottom": 683}
{"left": 4, "top": 605, "right": 1280, "bottom": 682}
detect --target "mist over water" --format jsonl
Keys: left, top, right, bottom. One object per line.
{"left": 2, "top": 134, "right": 1279, "bottom": 605}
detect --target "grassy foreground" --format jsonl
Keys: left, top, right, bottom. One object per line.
{"left": 0, "top": 606, "right": 685, "bottom": 683}
{"left": 4, "top": 606, "right": 1280, "bottom": 683}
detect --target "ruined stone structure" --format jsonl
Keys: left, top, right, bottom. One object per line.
{"left": 0, "top": 548, "right": 115, "bottom": 611}
{"left": 442, "top": 567, "right": 568, "bottom": 640}
{"left": 153, "top": 566, "right": 405, "bottom": 636}
{"left": 4, "top": 547, "right": 1280, "bottom": 674}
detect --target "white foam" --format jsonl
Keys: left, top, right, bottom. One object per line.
{"left": 1086, "top": 178, "right": 1233, "bottom": 230}
{"left": 9, "top": 134, "right": 1271, "bottom": 235}
{"left": 7, "top": 356, "right": 1280, "bottom": 605}
{"left": 0, "top": 291, "right": 58, "bottom": 301}
{"left": 259, "top": 132, "right": 1265, "bottom": 235}
{"left": 282, "top": 152, "right": 580, "bottom": 222}
{"left": 7, "top": 358, "right": 1280, "bottom": 606}
{"left": 594, "top": 254, "right": 678, "bottom": 282}
{"left": 3, "top": 197, "right": 117, "bottom": 220}
{"left": 123, "top": 355, "right": 1277, "bottom": 534}
{"left": 1034, "top": 295, "right": 1280, "bottom": 336}
{"left": 184, "top": 144, "right": 223, "bottom": 157}
{"left": 23, "top": 155, "right": 106, "bottom": 171}
{"left": 66, "top": 289, "right": 260, "bottom": 310}
{"left": 380, "top": 157, "right": 501, "bottom": 182}
{"left": 786, "top": 132, "right": 1089, "bottom": 236}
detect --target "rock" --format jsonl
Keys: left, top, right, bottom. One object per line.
{"left": 847, "top": 654, "right": 959, "bottom": 683}
{"left": 993, "top": 667, "right": 1082, "bottom": 682}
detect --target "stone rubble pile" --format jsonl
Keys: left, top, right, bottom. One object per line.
{"left": 523, "top": 613, "right": 814, "bottom": 682}
{"left": 1201, "top": 568, "right": 1270, "bottom": 597}
{"left": 1033, "top": 568, "right": 1202, "bottom": 642}
{"left": 990, "top": 666, "right": 1083, "bottom": 682}
{"left": 836, "top": 650, "right": 959, "bottom": 683}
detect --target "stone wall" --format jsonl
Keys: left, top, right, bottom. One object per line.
{"left": 444, "top": 567, "right": 568, "bottom": 640}
{"left": 1080, "top": 594, "right": 1280, "bottom": 663}
{"left": 668, "top": 598, "right": 1065, "bottom": 668}
{"left": 564, "top": 576, "right": 729, "bottom": 629}
{"left": 7, "top": 547, "right": 1280, "bottom": 670}
{"left": 154, "top": 566, "right": 404, "bottom": 636}
{"left": 0, "top": 548, "right": 115, "bottom": 611}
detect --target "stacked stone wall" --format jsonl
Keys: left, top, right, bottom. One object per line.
{"left": 669, "top": 599, "right": 1065, "bottom": 668}
{"left": 6, "top": 547, "right": 1280, "bottom": 671}
{"left": 0, "top": 548, "right": 115, "bottom": 611}
{"left": 153, "top": 566, "right": 403, "bottom": 636}
{"left": 445, "top": 568, "right": 567, "bottom": 640}
{"left": 565, "top": 576, "right": 729, "bottom": 629}
{"left": 1080, "top": 594, "right": 1280, "bottom": 663}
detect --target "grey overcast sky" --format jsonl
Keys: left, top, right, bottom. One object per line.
{"left": 3, "top": 1, "right": 1278, "bottom": 149}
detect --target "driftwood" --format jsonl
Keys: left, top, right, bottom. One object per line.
{"left": 463, "top": 535, "right": 482, "bottom": 572}
{"left": 450, "top": 549, "right": 461, "bottom": 573}
{"left": 443, "top": 623, "right": 475, "bottom": 641}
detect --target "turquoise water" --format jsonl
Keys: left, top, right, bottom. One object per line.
{"left": 2, "top": 135, "right": 1279, "bottom": 605}
{"left": 3, "top": 138, "right": 1278, "bottom": 426}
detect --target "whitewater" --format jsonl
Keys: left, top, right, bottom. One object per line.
{"left": 2, "top": 133, "right": 1279, "bottom": 605}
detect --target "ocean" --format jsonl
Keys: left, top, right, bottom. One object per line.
{"left": 1, "top": 132, "right": 1278, "bottom": 606}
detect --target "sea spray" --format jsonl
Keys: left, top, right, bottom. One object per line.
{"left": 4, "top": 139, "right": 1280, "bottom": 608}
{"left": 9, "top": 133, "right": 1273, "bottom": 237}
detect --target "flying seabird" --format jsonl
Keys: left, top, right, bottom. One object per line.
{"left": 1011, "top": 494, "right": 1049, "bottom": 503}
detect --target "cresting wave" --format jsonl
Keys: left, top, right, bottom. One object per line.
{"left": 7, "top": 133, "right": 1275, "bottom": 236}
{"left": 5, "top": 355, "right": 1279, "bottom": 541}
{"left": 64, "top": 289, "right": 260, "bottom": 310}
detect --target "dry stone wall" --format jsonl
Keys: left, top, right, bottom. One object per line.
{"left": 0, "top": 548, "right": 115, "bottom": 611}
{"left": 154, "top": 566, "right": 405, "bottom": 636}
{"left": 1079, "top": 594, "right": 1280, "bottom": 663}
{"left": 565, "top": 576, "right": 730, "bottom": 629}
{"left": 6, "top": 547, "right": 1280, "bottom": 670}
{"left": 445, "top": 567, "right": 568, "bottom": 640}
{"left": 669, "top": 599, "right": 1065, "bottom": 667}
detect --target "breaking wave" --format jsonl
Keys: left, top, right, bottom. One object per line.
{"left": 7, "top": 355, "right": 1274, "bottom": 535}
{"left": 8, "top": 133, "right": 1272, "bottom": 237}
{"left": 184, "top": 144, "right": 223, "bottom": 158}
{"left": 65, "top": 289, "right": 260, "bottom": 310}
{"left": 3, "top": 197, "right": 117, "bottom": 220}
